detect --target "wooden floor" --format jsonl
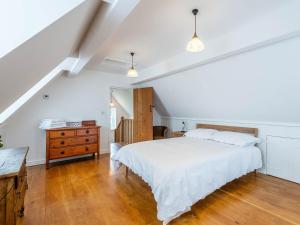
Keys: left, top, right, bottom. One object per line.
{"left": 22, "top": 154, "right": 300, "bottom": 225}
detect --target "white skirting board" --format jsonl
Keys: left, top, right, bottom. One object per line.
{"left": 161, "top": 117, "right": 300, "bottom": 183}
{"left": 26, "top": 159, "right": 45, "bottom": 166}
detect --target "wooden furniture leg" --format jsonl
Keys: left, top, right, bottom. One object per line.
{"left": 125, "top": 166, "right": 129, "bottom": 177}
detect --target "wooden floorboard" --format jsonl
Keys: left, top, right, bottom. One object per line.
{"left": 21, "top": 155, "right": 300, "bottom": 225}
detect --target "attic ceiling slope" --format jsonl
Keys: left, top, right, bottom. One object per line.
{"left": 0, "top": 0, "right": 86, "bottom": 58}
{"left": 143, "top": 35, "right": 300, "bottom": 124}
{"left": 133, "top": 0, "right": 300, "bottom": 84}
{"left": 85, "top": 0, "right": 299, "bottom": 79}
{"left": 69, "top": 0, "right": 141, "bottom": 75}
{"left": 0, "top": 0, "right": 100, "bottom": 113}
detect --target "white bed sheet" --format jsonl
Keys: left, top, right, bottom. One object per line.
{"left": 112, "top": 137, "right": 262, "bottom": 224}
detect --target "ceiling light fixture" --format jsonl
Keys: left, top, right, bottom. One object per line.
{"left": 127, "top": 52, "right": 138, "bottom": 77}
{"left": 186, "top": 9, "right": 205, "bottom": 53}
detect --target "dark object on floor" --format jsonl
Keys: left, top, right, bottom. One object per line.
{"left": 153, "top": 126, "right": 168, "bottom": 139}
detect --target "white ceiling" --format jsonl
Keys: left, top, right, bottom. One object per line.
{"left": 0, "top": 0, "right": 100, "bottom": 113}
{"left": 0, "top": 0, "right": 86, "bottom": 58}
{"left": 87, "top": 0, "right": 288, "bottom": 74}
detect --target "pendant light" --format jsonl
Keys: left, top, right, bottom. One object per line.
{"left": 109, "top": 90, "right": 115, "bottom": 107}
{"left": 186, "top": 9, "right": 205, "bottom": 53}
{"left": 127, "top": 52, "right": 138, "bottom": 77}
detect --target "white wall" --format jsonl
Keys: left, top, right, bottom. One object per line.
{"left": 112, "top": 89, "right": 133, "bottom": 118}
{"left": 111, "top": 96, "right": 130, "bottom": 125}
{"left": 152, "top": 109, "right": 162, "bottom": 126}
{"left": 110, "top": 96, "right": 130, "bottom": 143}
{"left": 3, "top": 70, "right": 130, "bottom": 166}
{"left": 142, "top": 36, "right": 300, "bottom": 182}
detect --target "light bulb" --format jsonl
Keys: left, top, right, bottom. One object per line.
{"left": 127, "top": 67, "right": 138, "bottom": 77}
{"left": 186, "top": 34, "right": 205, "bottom": 53}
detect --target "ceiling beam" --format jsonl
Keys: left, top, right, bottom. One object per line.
{"left": 69, "top": 0, "right": 140, "bottom": 75}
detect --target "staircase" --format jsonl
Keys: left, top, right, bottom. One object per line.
{"left": 114, "top": 117, "right": 133, "bottom": 145}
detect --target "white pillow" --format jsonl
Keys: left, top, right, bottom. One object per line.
{"left": 211, "top": 131, "right": 261, "bottom": 147}
{"left": 184, "top": 128, "right": 218, "bottom": 140}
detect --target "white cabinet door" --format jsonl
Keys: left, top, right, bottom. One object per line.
{"left": 267, "top": 136, "right": 300, "bottom": 183}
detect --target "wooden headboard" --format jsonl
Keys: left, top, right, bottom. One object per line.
{"left": 196, "top": 124, "right": 258, "bottom": 137}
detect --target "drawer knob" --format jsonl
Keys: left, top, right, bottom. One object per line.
{"left": 61, "top": 132, "right": 65, "bottom": 136}
{"left": 60, "top": 141, "right": 65, "bottom": 145}
{"left": 85, "top": 147, "right": 89, "bottom": 151}
{"left": 60, "top": 151, "right": 65, "bottom": 154}
{"left": 85, "top": 138, "right": 89, "bottom": 142}
{"left": 86, "top": 130, "right": 90, "bottom": 134}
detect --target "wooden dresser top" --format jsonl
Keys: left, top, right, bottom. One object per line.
{"left": 0, "top": 147, "right": 28, "bottom": 179}
{"left": 46, "top": 126, "right": 101, "bottom": 131}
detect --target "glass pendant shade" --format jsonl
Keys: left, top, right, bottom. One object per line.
{"left": 127, "top": 66, "right": 138, "bottom": 77}
{"left": 127, "top": 52, "right": 138, "bottom": 77}
{"left": 186, "top": 9, "right": 205, "bottom": 53}
{"left": 186, "top": 34, "right": 205, "bottom": 52}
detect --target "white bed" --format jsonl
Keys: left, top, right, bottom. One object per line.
{"left": 112, "top": 125, "right": 262, "bottom": 224}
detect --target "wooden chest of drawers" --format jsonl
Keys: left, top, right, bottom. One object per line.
{"left": 46, "top": 126, "right": 100, "bottom": 168}
{"left": 0, "top": 147, "right": 28, "bottom": 225}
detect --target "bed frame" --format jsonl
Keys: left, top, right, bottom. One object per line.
{"left": 196, "top": 124, "right": 258, "bottom": 137}
{"left": 124, "top": 124, "right": 258, "bottom": 177}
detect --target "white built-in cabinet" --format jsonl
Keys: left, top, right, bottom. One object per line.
{"left": 267, "top": 136, "right": 300, "bottom": 183}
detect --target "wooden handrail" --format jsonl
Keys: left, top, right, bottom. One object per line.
{"left": 114, "top": 117, "right": 133, "bottom": 145}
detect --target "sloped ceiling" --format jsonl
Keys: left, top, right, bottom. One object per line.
{"left": 143, "top": 35, "right": 300, "bottom": 123}
{"left": 87, "top": 0, "right": 290, "bottom": 74}
{"left": 0, "top": 0, "right": 100, "bottom": 113}
{"left": 0, "top": 0, "right": 86, "bottom": 58}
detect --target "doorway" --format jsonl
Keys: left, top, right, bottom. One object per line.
{"left": 109, "top": 87, "right": 134, "bottom": 144}
{"left": 109, "top": 87, "right": 154, "bottom": 148}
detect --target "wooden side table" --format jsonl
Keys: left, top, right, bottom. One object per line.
{"left": 171, "top": 131, "right": 186, "bottom": 138}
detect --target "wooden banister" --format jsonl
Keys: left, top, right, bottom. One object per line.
{"left": 114, "top": 117, "right": 133, "bottom": 145}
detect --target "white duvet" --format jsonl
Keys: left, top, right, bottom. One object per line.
{"left": 112, "top": 137, "right": 262, "bottom": 224}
